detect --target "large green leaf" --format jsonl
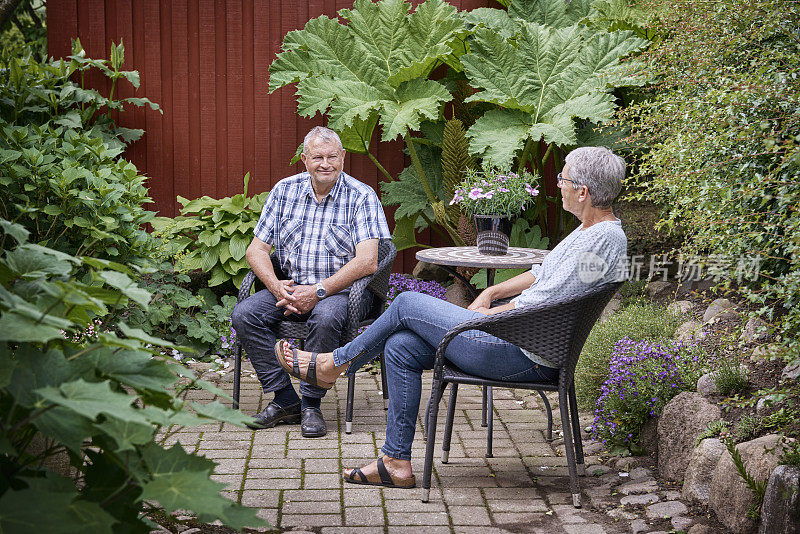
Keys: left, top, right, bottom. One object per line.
{"left": 97, "top": 271, "right": 151, "bottom": 308}
{"left": 463, "top": 14, "right": 648, "bottom": 165}
{"left": 95, "top": 416, "right": 154, "bottom": 453}
{"left": 189, "top": 401, "right": 254, "bottom": 427}
{"left": 96, "top": 348, "right": 176, "bottom": 392}
{"left": 510, "top": 0, "right": 594, "bottom": 28}
{"left": 36, "top": 379, "right": 151, "bottom": 426}
{"left": 269, "top": 0, "right": 463, "bottom": 145}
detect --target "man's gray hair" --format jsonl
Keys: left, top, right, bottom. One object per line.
{"left": 564, "top": 146, "right": 625, "bottom": 209}
{"left": 303, "top": 126, "right": 343, "bottom": 153}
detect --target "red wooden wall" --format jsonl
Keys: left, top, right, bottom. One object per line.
{"left": 46, "top": 0, "right": 495, "bottom": 273}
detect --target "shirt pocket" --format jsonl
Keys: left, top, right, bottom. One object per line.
{"left": 325, "top": 223, "right": 354, "bottom": 258}
{"left": 279, "top": 217, "right": 302, "bottom": 252}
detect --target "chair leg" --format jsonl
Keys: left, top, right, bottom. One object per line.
{"left": 538, "top": 390, "right": 553, "bottom": 442}
{"left": 441, "top": 383, "right": 459, "bottom": 464}
{"left": 422, "top": 379, "right": 446, "bottom": 503}
{"left": 345, "top": 373, "right": 356, "bottom": 434}
{"left": 486, "top": 386, "right": 494, "bottom": 458}
{"left": 380, "top": 353, "right": 388, "bottom": 411}
{"left": 233, "top": 343, "right": 242, "bottom": 410}
{"left": 481, "top": 386, "right": 488, "bottom": 427}
{"left": 558, "top": 388, "right": 582, "bottom": 508}
{"left": 568, "top": 384, "right": 586, "bottom": 476}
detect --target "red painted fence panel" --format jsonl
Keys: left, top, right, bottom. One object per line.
{"left": 47, "top": 0, "right": 496, "bottom": 273}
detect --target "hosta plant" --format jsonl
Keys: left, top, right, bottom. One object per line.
{"left": 151, "top": 173, "right": 268, "bottom": 289}
{"left": 0, "top": 218, "right": 263, "bottom": 532}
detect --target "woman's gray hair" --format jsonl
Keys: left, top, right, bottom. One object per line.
{"left": 303, "top": 126, "right": 343, "bottom": 153}
{"left": 564, "top": 147, "right": 625, "bottom": 209}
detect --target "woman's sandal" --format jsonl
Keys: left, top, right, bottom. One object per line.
{"left": 275, "top": 340, "right": 335, "bottom": 390}
{"left": 343, "top": 457, "right": 416, "bottom": 489}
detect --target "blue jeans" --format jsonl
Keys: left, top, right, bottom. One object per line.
{"left": 332, "top": 291, "right": 558, "bottom": 461}
{"left": 232, "top": 288, "right": 350, "bottom": 399}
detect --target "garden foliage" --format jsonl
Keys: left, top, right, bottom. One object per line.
{"left": 0, "top": 219, "right": 263, "bottom": 532}
{"left": 150, "top": 173, "right": 268, "bottom": 289}
{"left": 620, "top": 0, "right": 800, "bottom": 360}
{"left": 0, "top": 40, "right": 160, "bottom": 264}
{"left": 591, "top": 337, "right": 706, "bottom": 453}
{"left": 574, "top": 299, "right": 683, "bottom": 409}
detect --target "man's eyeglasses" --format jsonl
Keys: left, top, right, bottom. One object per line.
{"left": 556, "top": 173, "right": 576, "bottom": 186}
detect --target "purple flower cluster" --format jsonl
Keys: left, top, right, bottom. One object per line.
{"left": 590, "top": 337, "right": 705, "bottom": 450}
{"left": 386, "top": 273, "right": 447, "bottom": 304}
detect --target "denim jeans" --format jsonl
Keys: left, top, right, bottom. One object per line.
{"left": 332, "top": 291, "right": 558, "bottom": 460}
{"left": 231, "top": 288, "right": 349, "bottom": 399}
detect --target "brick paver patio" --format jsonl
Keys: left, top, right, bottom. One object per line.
{"left": 164, "top": 362, "right": 639, "bottom": 533}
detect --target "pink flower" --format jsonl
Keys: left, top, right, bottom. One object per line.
{"left": 468, "top": 187, "right": 484, "bottom": 200}
{"left": 483, "top": 190, "right": 495, "bottom": 199}
{"left": 525, "top": 183, "right": 539, "bottom": 196}
{"left": 449, "top": 190, "right": 464, "bottom": 205}
{"left": 497, "top": 187, "right": 510, "bottom": 193}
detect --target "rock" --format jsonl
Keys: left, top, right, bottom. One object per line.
{"left": 631, "top": 518, "right": 649, "bottom": 534}
{"left": 682, "top": 438, "right": 727, "bottom": 504}
{"left": 661, "top": 490, "right": 682, "bottom": 501}
{"left": 688, "top": 525, "right": 714, "bottom": 534}
{"left": 668, "top": 300, "right": 695, "bottom": 316}
{"left": 629, "top": 467, "right": 652, "bottom": 480}
{"left": 648, "top": 280, "right": 674, "bottom": 299}
{"left": 756, "top": 394, "right": 784, "bottom": 415}
{"left": 675, "top": 320, "right": 706, "bottom": 342}
{"left": 741, "top": 316, "right": 770, "bottom": 343}
{"left": 621, "top": 494, "right": 659, "bottom": 506}
{"left": 672, "top": 516, "right": 694, "bottom": 531}
{"left": 600, "top": 297, "right": 622, "bottom": 323}
{"left": 615, "top": 456, "right": 639, "bottom": 471}
{"left": 759, "top": 465, "right": 800, "bottom": 534}
{"left": 583, "top": 439, "right": 604, "bottom": 455}
{"left": 710, "top": 434, "right": 795, "bottom": 534}
{"left": 703, "top": 298, "right": 738, "bottom": 323}
{"left": 782, "top": 360, "right": 800, "bottom": 383}
{"left": 619, "top": 479, "right": 659, "bottom": 495}
{"left": 640, "top": 417, "right": 659, "bottom": 456}
{"left": 445, "top": 281, "right": 472, "bottom": 308}
{"left": 607, "top": 508, "right": 637, "bottom": 521}
{"left": 412, "top": 261, "right": 451, "bottom": 282}
{"left": 658, "top": 392, "right": 722, "bottom": 482}
{"left": 696, "top": 372, "right": 719, "bottom": 396}
{"left": 587, "top": 464, "right": 611, "bottom": 477}
{"left": 645, "top": 500, "right": 688, "bottom": 519}
{"left": 751, "top": 343, "right": 786, "bottom": 362}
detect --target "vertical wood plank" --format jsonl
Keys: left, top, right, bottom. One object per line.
{"left": 171, "top": 0, "right": 190, "bottom": 204}
{"left": 142, "top": 0, "right": 167, "bottom": 215}
{"left": 268, "top": 0, "right": 283, "bottom": 188}
{"left": 79, "top": 0, "right": 108, "bottom": 96}
{"left": 187, "top": 0, "right": 201, "bottom": 199}
{"left": 214, "top": 0, "right": 229, "bottom": 196}
{"left": 241, "top": 0, "right": 256, "bottom": 195}
{"left": 226, "top": 0, "right": 244, "bottom": 196}
{"left": 46, "top": 0, "right": 78, "bottom": 59}
{"left": 252, "top": 0, "right": 271, "bottom": 194}
{"left": 198, "top": 0, "right": 217, "bottom": 199}
{"left": 159, "top": 0, "right": 175, "bottom": 215}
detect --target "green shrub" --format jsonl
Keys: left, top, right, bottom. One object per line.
{"left": 619, "top": 0, "right": 800, "bottom": 366}
{"left": 714, "top": 357, "right": 749, "bottom": 396}
{"left": 0, "top": 218, "right": 264, "bottom": 532}
{"left": 0, "top": 40, "right": 160, "bottom": 263}
{"left": 575, "top": 301, "right": 684, "bottom": 409}
{"left": 591, "top": 338, "right": 707, "bottom": 453}
{"left": 151, "top": 173, "right": 268, "bottom": 289}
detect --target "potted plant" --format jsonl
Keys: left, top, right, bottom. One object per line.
{"left": 450, "top": 166, "right": 540, "bottom": 255}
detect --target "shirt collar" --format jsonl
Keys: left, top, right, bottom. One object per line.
{"left": 302, "top": 171, "right": 347, "bottom": 202}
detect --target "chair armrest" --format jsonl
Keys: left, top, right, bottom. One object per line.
{"left": 238, "top": 270, "right": 258, "bottom": 304}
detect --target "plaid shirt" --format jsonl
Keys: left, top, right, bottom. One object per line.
{"left": 253, "top": 171, "right": 390, "bottom": 285}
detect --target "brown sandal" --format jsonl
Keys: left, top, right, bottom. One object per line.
{"left": 343, "top": 457, "right": 416, "bottom": 489}
{"left": 275, "top": 340, "right": 335, "bottom": 389}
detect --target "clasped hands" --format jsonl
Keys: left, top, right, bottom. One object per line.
{"left": 273, "top": 279, "right": 318, "bottom": 315}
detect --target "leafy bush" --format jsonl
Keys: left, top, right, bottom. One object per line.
{"left": 0, "top": 40, "right": 160, "bottom": 263}
{"left": 0, "top": 218, "right": 263, "bottom": 532}
{"left": 591, "top": 338, "right": 707, "bottom": 453}
{"left": 151, "top": 173, "right": 268, "bottom": 289}
{"left": 575, "top": 301, "right": 684, "bottom": 408}
{"left": 126, "top": 262, "right": 238, "bottom": 358}
{"left": 619, "top": 0, "right": 800, "bottom": 364}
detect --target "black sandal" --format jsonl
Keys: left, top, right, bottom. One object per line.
{"left": 275, "top": 340, "right": 335, "bottom": 389}
{"left": 343, "top": 457, "right": 416, "bottom": 488}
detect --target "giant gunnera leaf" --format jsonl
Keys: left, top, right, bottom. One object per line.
{"left": 463, "top": 0, "right": 648, "bottom": 166}
{"left": 268, "top": 0, "right": 465, "bottom": 153}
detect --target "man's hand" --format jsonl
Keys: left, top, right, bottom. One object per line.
{"left": 276, "top": 284, "right": 319, "bottom": 315}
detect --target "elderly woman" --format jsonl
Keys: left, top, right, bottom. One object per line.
{"left": 275, "top": 146, "right": 628, "bottom": 488}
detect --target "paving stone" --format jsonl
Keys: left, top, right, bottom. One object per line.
{"left": 287, "top": 489, "right": 342, "bottom": 502}
{"left": 606, "top": 508, "right": 637, "bottom": 521}
{"left": 448, "top": 506, "right": 491, "bottom": 525}
{"left": 343, "top": 488, "right": 384, "bottom": 507}
{"left": 620, "top": 494, "right": 659, "bottom": 506}
{"left": 618, "top": 479, "right": 659, "bottom": 495}
{"left": 491, "top": 512, "right": 546, "bottom": 523}
{"left": 344, "top": 506, "right": 385, "bottom": 526}
{"left": 239, "top": 490, "right": 280, "bottom": 508}
{"left": 661, "top": 490, "right": 681, "bottom": 501}
{"left": 630, "top": 518, "right": 649, "bottom": 534}
{"left": 587, "top": 464, "right": 612, "bottom": 477}
{"left": 553, "top": 504, "right": 589, "bottom": 523}
{"left": 645, "top": 500, "right": 688, "bottom": 519}
{"left": 563, "top": 525, "right": 608, "bottom": 534}
{"left": 321, "top": 528, "right": 384, "bottom": 534}
{"left": 283, "top": 500, "right": 341, "bottom": 515}
{"left": 280, "top": 514, "right": 343, "bottom": 528}
{"left": 486, "top": 499, "right": 548, "bottom": 513}
{"left": 671, "top": 515, "right": 694, "bottom": 531}
{"left": 386, "top": 511, "right": 449, "bottom": 526}
{"left": 303, "top": 473, "right": 341, "bottom": 489}
{"left": 387, "top": 527, "right": 451, "bottom": 534}
{"left": 628, "top": 467, "right": 652, "bottom": 480}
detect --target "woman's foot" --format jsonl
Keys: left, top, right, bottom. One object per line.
{"left": 343, "top": 456, "right": 415, "bottom": 488}
{"left": 279, "top": 342, "right": 348, "bottom": 386}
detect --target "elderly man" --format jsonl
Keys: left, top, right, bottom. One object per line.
{"left": 232, "top": 126, "right": 390, "bottom": 437}
{"left": 276, "top": 146, "right": 627, "bottom": 485}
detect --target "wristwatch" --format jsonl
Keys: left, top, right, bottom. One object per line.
{"left": 315, "top": 282, "right": 327, "bottom": 299}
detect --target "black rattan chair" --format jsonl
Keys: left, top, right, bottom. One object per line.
{"left": 232, "top": 238, "right": 397, "bottom": 434}
{"left": 421, "top": 281, "right": 623, "bottom": 508}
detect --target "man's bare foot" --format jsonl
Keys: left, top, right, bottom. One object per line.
{"left": 343, "top": 456, "right": 415, "bottom": 488}
{"left": 280, "top": 343, "right": 348, "bottom": 385}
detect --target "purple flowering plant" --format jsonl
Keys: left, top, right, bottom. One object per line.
{"left": 386, "top": 273, "right": 447, "bottom": 305}
{"left": 450, "top": 165, "right": 539, "bottom": 218}
{"left": 590, "top": 337, "right": 707, "bottom": 453}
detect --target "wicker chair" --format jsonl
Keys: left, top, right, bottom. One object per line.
{"left": 421, "top": 281, "right": 623, "bottom": 508}
{"left": 232, "top": 238, "right": 397, "bottom": 434}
